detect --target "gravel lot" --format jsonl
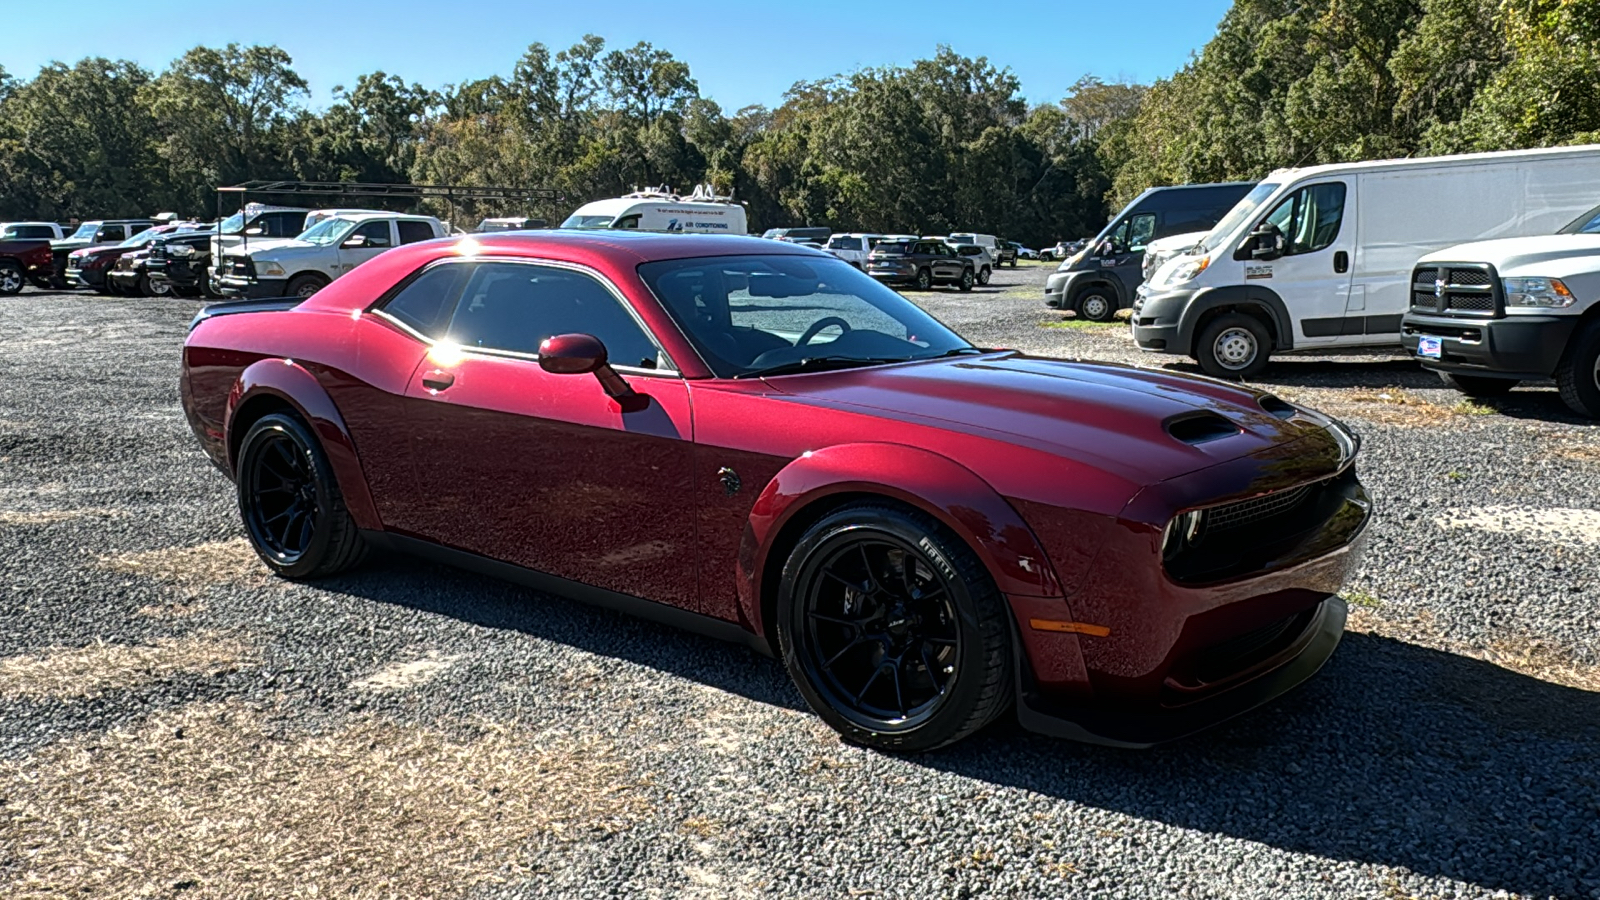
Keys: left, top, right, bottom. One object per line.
{"left": 2, "top": 265, "right": 1597, "bottom": 899}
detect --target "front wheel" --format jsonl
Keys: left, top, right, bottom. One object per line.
{"left": 977, "top": 266, "right": 991, "bottom": 286}
{"left": 139, "top": 274, "right": 172, "bottom": 297}
{"left": 236, "top": 412, "right": 367, "bottom": 579}
{"left": 1074, "top": 288, "right": 1116, "bottom": 322}
{"left": 0, "top": 261, "right": 23, "bottom": 296}
{"left": 958, "top": 268, "right": 974, "bottom": 292}
{"left": 1557, "top": 321, "right": 1600, "bottom": 418}
{"left": 776, "top": 504, "right": 1013, "bottom": 752}
{"left": 914, "top": 268, "right": 932, "bottom": 291}
{"left": 286, "top": 274, "right": 328, "bottom": 299}
{"left": 1196, "top": 312, "right": 1271, "bottom": 379}
{"left": 1439, "top": 372, "right": 1518, "bottom": 397}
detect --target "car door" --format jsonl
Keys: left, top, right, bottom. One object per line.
{"left": 336, "top": 220, "right": 394, "bottom": 275}
{"left": 931, "top": 243, "right": 958, "bottom": 280}
{"left": 1242, "top": 180, "right": 1356, "bottom": 345}
{"left": 397, "top": 258, "right": 701, "bottom": 612}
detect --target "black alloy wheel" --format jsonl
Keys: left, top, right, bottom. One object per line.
{"left": 778, "top": 504, "right": 1012, "bottom": 752}
{"left": 236, "top": 412, "right": 366, "bottom": 578}
{"left": 915, "top": 268, "right": 933, "bottom": 291}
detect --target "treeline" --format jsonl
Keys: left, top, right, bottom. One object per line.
{"left": 1, "top": 0, "right": 1597, "bottom": 245}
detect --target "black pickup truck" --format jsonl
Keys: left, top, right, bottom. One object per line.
{"left": 0, "top": 239, "right": 56, "bottom": 294}
{"left": 141, "top": 231, "right": 218, "bottom": 297}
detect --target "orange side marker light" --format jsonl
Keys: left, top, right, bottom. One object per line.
{"left": 1029, "top": 619, "right": 1111, "bottom": 637}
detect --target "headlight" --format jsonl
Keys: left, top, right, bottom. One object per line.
{"left": 1162, "top": 510, "right": 1206, "bottom": 561}
{"left": 170, "top": 245, "right": 193, "bottom": 257}
{"left": 255, "top": 261, "right": 286, "bottom": 277}
{"left": 1166, "top": 255, "right": 1211, "bottom": 286}
{"left": 1502, "top": 276, "right": 1575, "bottom": 308}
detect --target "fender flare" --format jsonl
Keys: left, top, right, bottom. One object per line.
{"left": 1060, "top": 270, "right": 1128, "bottom": 311}
{"left": 1176, "top": 284, "right": 1295, "bottom": 354}
{"left": 735, "top": 442, "right": 1064, "bottom": 640}
{"left": 225, "top": 358, "right": 381, "bottom": 531}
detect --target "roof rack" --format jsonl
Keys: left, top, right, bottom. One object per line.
{"left": 619, "top": 183, "right": 740, "bottom": 206}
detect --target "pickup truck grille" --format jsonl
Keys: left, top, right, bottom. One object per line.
{"left": 1411, "top": 263, "right": 1499, "bottom": 317}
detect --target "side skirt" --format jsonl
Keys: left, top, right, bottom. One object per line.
{"left": 365, "top": 531, "right": 774, "bottom": 657}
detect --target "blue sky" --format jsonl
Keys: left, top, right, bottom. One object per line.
{"left": 4, "top": 1, "right": 1231, "bottom": 110}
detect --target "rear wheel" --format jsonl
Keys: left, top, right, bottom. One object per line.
{"left": 1196, "top": 312, "right": 1271, "bottom": 379}
{"left": 1074, "top": 287, "right": 1116, "bottom": 323}
{"left": 286, "top": 274, "right": 328, "bottom": 299}
{"left": 1556, "top": 320, "right": 1600, "bottom": 418}
{"left": 0, "top": 261, "right": 23, "bottom": 296}
{"left": 776, "top": 504, "right": 1013, "bottom": 752}
{"left": 914, "top": 268, "right": 932, "bottom": 291}
{"left": 236, "top": 412, "right": 367, "bottom": 579}
{"left": 1439, "top": 372, "right": 1518, "bottom": 397}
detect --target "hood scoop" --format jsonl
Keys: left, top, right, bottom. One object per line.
{"left": 1165, "top": 412, "right": 1242, "bottom": 445}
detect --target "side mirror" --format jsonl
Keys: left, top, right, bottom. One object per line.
{"left": 245, "top": 226, "right": 264, "bottom": 236}
{"left": 1248, "top": 223, "right": 1285, "bottom": 261}
{"left": 342, "top": 235, "right": 368, "bottom": 248}
{"left": 538, "top": 333, "right": 638, "bottom": 402}
{"left": 1096, "top": 240, "right": 1117, "bottom": 258}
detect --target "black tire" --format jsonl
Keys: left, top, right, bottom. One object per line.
{"left": 236, "top": 412, "right": 367, "bottom": 579}
{"left": 286, "top": 274, "right": 328, "bottom": 299}
{"left": 1556, "top": 320, "right": 1600, "bottom": 418}
{"left": 1074, "top": 286, "right": 1117, "bottom": 322}
{"left": 1439, "top": 372, "right": 1519, "bottom": 397}
{"left": 0, "top": 261, "right": 23, "bottom": 296}
{"left": 201, "top": 270, "right": 224, "bottom": 300}
{"left": 1196, "top": 312, "right": 1272, "bottom": 379}
{"left": 139, "top": 274, "right": 172, "bottom": 297}
{"left": 958, "top": 268, "right": 974, "bottom": 292}
{"left": 977, "top": 266, "right": 991, "bottom": 286}
{"left": 914, "top": 268, "right": 932, "bottom": 291}
{"left": 776, "top": 503, "right": 1013, "bottom": 752}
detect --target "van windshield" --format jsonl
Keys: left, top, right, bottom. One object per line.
{"left": 562, "top": 215, "right": 615, "bottom": 228}
{"left": 1201, "top": 183, "right": 1281, "bottom": 253}
{"left": 1558, "top": 203, "right": 1600, "bottom": 235}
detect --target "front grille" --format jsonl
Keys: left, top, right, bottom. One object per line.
{"left": 1206, "top": 484, "right": 1312, "bottom": 532}
{"left": 1410, "top": 262, "right": 1499, "bottom": 317}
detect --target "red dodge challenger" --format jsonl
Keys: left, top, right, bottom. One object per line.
{"left": 180, "top": 231, "right": 1370, "bottom": 751}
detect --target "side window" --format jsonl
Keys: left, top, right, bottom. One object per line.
{"left": 613, "top": 214, "right": 642, "bottom": 230}
{"left": 1104, "top": 218, "right": 1129, "bottom": 250}
{"left": 1127, "top": 213, "right": 1157, "bottom": 251}
{"left": 380, "top": 262, "right": 471, "bottom": 339}
{"left": 268, "top": 213, "right": 301, "bottom": 237}
{"left": 96, "top": 225, "right": 123, "bottom": 242}
{"left": 352, "top": 220, "right": 392, "bottom": 248}
{"left": 397, "top": 220, "right": 435, "bottom": 244}
{"left": 446, "top": 263, "right": 663, "bottom": 369}
{"left": 1261, "top": 183, "right": 1346, "bottom": 255}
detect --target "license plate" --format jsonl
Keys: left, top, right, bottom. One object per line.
{"left": 1416, "top": 336, "right": 1442, "bottom": 359}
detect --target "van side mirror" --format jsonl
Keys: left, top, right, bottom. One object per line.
{"left": 538, "top": 333, "right": 638, "bottom": 403}
{"left": 1246, "top": 223, "right": 1285, "bottom": 261}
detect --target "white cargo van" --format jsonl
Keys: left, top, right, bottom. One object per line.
{"left": 1131, "top": 145, "right": 1600, "bottom": 377}
{"left": 561, "top": 185, "right": 747, "bottom": 235}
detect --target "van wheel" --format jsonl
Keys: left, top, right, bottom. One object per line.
{"left": 1439, "top": 372, "right": 1518, "bottom": 397}
{"left": 1196, "top": 313, "right": 1271, "bottom": 379}
{"left": 1556, "top": 320, "right": 1600, "bottom": 418}
{"left": 915, "top": 268, "right": 932, "bottom": 291}
{"left": 1074, "top": 288, "right": 1116, "bottom": 322}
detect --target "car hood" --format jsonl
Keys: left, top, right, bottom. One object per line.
{"left": 1421, "top": 234, "right": 1600, "bottom": 279}
{"left": 1144, "top": 230, "right": 1209, "bottom": 256}
{"left": 762, "top": 352, "right": 1335, "bottom": 484}
{"left": 230, "top": 238, "right": 316, "bottom": 258}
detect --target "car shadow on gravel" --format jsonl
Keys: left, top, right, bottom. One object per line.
{"left": 927, "top": 632, "right": 1600, "bottom": 899}
{"left": 323, "top": 561, "right": 1599, "bottom": 897}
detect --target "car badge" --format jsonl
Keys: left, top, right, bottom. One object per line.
{"left": 1434, "top": 277, "right": 1445, "bottom": 298}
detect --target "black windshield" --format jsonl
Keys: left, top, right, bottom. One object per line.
{"left": 638, "top": 254, "right": 973, "bottom": 378}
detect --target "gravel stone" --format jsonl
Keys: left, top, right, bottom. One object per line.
{"left": 1, "top": 272, "right": 1596, "bottom": 899}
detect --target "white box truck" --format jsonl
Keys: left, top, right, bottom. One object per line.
{"left": 1131, "top": 145, "right": 1600, "bottom": 377}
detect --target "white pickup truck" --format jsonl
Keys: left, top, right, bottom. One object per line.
{"left": 216, "top": 211, "right": 446, "bottom": 299}
{"left": 1402, "top": 202, "right": 1600, "bottom": 416}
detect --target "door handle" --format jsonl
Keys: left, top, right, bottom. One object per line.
{"left": 1333, "top": 251, "right": 1349, "bottom": 274}
{"left": 421, "top": 369, "right": 455, "bottom": 391}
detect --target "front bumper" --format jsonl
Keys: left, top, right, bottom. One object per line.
{"left": 70, "top": 267, "right": 108, "bottom": 289}
{"left": 1016, "top": 596, "right": 1348, "bottom": 747}
{"left": 1043, "top": 268, "right": 1085, "bottom": 309}
{"left": 217, "top": 275, "right": 289, "bottom": 299}
{"left": 1129, "top": 285, "right": 1200, "bottom": 353}
{"left": 1401, "top": 312, "right": 1577, "bottom": 380}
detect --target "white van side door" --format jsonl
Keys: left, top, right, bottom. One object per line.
{"left": 1245, "top": 179, "right": 1357, "bottom": 346}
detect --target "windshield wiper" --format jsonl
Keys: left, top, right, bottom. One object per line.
{"left": 737, "top": 356, "right": 912, "bottom": 379}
